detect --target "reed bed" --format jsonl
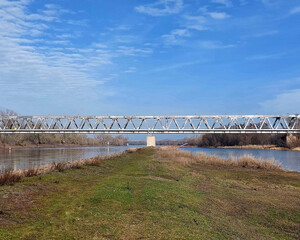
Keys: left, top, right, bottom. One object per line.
{"left": 156, "top": 146, "right": 283, "bottom": 170}
{"left": 0, "top": 150, "right": 127, "bottom": 186}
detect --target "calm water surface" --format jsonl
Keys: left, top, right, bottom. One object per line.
{"left": 0, "top": 146, "right": 143, "bottom": 172}
{"left": 0, "top": 146, "right": 299, "bottom": 172}
{"left": 182, "top": 148, "right": 300, "bottom": 172}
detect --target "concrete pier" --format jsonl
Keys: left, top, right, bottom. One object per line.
{"left": 147, "top": 135, "right": 156, "bottom": 147}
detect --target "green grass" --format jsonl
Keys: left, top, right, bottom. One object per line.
{"left": 0, "top": 147, "right": 299, "bottom": 239}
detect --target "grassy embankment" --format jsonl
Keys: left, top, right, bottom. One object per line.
{"left": 0, "top": 147, "right": 299, "bottom": 239}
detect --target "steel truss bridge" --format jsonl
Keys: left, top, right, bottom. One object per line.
{"left": 0, "top": 115, "right": 299, "bottom": 134}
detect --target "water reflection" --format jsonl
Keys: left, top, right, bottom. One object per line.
{"left": 0, "top": 146, "right": 139, "bottom": 173}
{"left": 182, "top": 148, "right": 300, "bottom": 172}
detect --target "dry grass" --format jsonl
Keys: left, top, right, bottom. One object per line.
{"left": 156, "top": 146, "right": 283, "bottom": 170}
{"left": 70, "top": 161, "right": 84, "bottom": 169}
{"left": 125, "top": 147, "right": 140, "bottom": 153}
{"left": 236, "top": 155, "right": 281, "bottom": 170}
{"left": 0, "top": 170, "right": 23, "bottom": 186}
{"left": 23, "top": 168, "right": 39, "bottom": 177}
{"left": 51, "top": 162, "right": 67, "bottom": 172}
{"left": 0, "top": 151, "right": 125, "bottom": 186}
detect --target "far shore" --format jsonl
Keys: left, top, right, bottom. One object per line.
{"left": 181, "top": 144, "right": 300, "bottom": 151}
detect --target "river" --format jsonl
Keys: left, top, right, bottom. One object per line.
{"left": 0, "top": 146, "right": 299, "bottom": 172}
{"left": 0, "top": 146, "right": 138, "bottom": 173}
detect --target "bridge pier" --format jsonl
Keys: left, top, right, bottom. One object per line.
{"left": 147, "top": 135, "right": 156, "bottom": 147}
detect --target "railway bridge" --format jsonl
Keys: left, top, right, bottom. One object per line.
{"left": 0, "top": 115, "right": 299, "bottom": 146}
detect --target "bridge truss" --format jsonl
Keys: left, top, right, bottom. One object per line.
{"left": 0, "top": 115, "right": 299, "bottom": 134}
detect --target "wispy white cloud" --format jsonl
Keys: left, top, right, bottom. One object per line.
{"left": 147, "top": 60, "right": 207, "bottom": 72}
{"left": 0, "top": 0, "right": 158, "bottom": 113}
{"left": 242, "top": 30, "right": 279, "bottom": 39}
{"left": 107, "top": 24, "right": 131, "bottom": 31}
{"left": 260, "top": 0, "right": 283, "bottom": 7}
{"left": 290, "top": 6, "right": 300, "bottom": 15}
{"left": 0, "top": 0, "right": 116, "bottom": 112}
{"left": 124, "top": 67, "right": 136, "bottom": 73}
{"left": 252, "top": 30, "right": 279, "bottom": 38}
{"left": 117, "top": 46, "right": 152, "bottom": 56}
{"left": 163, "top": 9, "right": 231, "bottom": 46}
{"left": 66, "top": 19, "right": 88, "bottom": 26}
{"left": 208, "top": 12, "right": 230, "bottom": 19}
{"left": 114, "top": 35, "right": 137, "bottom": 44}
{"left": 183, "top": 15, "right": 207, "bottom": 31}
{"left": 211, "top": 0, "right": 232, "bottom": 8}
{"left": 199, "top": 7, "right": 230, "bottom": 20}
{"left": 93, "top": 43, "right": 108, "bottom": 48}
{"left": 260, "top": 89, "right": 300, "bottom": 114}
{"left": 162, "top": 28, "right": 190, "bottom": 45}
{"left": 198, "top": 41, "right": 235, "bottom": 49}
{"left": 246, "top": 53, "right": 284, "bottom": 60}
{"left": 135, "top": 0, "right": 183, "bottom": 16}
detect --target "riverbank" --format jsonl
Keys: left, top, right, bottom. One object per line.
{"left": 0, "top": 147, "right": 299, "bottom": 239}
{"left": 183, "top": 144, "right": 300, "bottom": 151}
{"left": 0, "top": 143, "right": 129, "bottom": 149}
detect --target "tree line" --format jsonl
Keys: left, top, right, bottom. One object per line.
{"left": 185, "top": 133, "right": 300, "bottom": 148}
{"left": 183, "top": 118, "right": 300, "bottom": 148}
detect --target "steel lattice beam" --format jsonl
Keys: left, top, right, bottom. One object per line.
{"left": 0, "top": 115, "right": 299, "bottom": 134}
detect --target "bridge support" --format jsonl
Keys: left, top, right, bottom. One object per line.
{"left": 147, "top": 135, "right": 156, "bottom": 147}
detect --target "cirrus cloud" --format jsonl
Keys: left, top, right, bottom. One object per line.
{"left": 135, "top": 0, "right": 183, "bottom": 16}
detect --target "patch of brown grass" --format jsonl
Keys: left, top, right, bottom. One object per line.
{"left": 156, "top": 147, "right": 282, "bottom": 170}
{"left": 125, "top": 147, "right": 145, "bottom": 153}
{"left": 0, "top": 170, "right": 23, "bottom": 186}
{"left": 125, "top": 148, "right": 138, "bottom": 153}
{"left": 51, "top": 162, "right": 68, "bottom": 172}
{"left": 23, "top": 168, "right": 39, "bottom": 177}
{"left": 70, "top": 161, "right": 83, "bottom": 169}
{"left": 236, "top": 155, "right": 281, "bottom": 170}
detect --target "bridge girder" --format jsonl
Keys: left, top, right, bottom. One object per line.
{"left": 0, "top": 115, "right": 299, "bottom": 134}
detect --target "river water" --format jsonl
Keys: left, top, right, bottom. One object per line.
{"left": 182, "top": 148, "right": 300, "bottom": 172}
{"left": 0, "top": 146, "right": 299, "bottom": 172}
{"left": 0, "top": 146, "right": 137, "bottom": 173}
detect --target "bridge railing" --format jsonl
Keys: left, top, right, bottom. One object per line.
{"left": 0, "top": 115, "right": 299, "bottom": 134}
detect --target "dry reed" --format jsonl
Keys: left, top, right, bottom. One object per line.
{"left": 23, "top": 168, "right": 39, "bottom": 177}
{"left": 156, "top": 147, "right": 283, "bottom": 170}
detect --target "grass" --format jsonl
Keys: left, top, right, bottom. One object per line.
{"left": 0, "top": 147, "right": 299, "bottom": 239}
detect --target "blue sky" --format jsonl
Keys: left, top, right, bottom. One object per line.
{"left": 0, "top": 0, "right": 300, "bottom": 116}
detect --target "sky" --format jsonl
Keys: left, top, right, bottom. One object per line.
{"left": 0, "top": 0, "right": 300, "bottom": 116}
